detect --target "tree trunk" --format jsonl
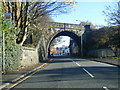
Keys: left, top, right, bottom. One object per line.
{"left": 16, "top": 2, "right": 29, "bottom": 45}
{"left": 19, "top": 27, "right": 28, "bottom": 46}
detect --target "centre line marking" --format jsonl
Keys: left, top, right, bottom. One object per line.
{"left": 72, "top": 60, "right": 94, "bottom": 78}
{"left": 83, "top": 68, "right": 94, "bottom": 78}
{"left": 76, "top": 62, "right": 81, "bottom": 67}
{"left": 103, "top": 86, "right": 109, "bottom": 90}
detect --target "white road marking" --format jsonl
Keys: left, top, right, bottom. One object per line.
{"left": 76, "top": 62, "right": 81, "bottom": 66}
{"left": 103, "top": 86, "right": 109, "bottom": 90}
{"left": 72, "top": 60, "right": 81, "bottom": 66}
{"left": 72, "top": 60, "right": 94, "bottom": 78}
{"left": 83, "top": 68, "right": 94, "bottom": 78}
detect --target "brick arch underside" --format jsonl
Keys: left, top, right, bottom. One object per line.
{"left": 47, "top": 31, "right": 81, "bottom": 58}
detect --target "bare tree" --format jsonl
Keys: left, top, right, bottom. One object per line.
{"left": 23, "top": 15, "right": 54, "bottom": 47}
{"left": 2, "top": 0, "right": 75, "bottom": 45}
{"left": 103, "top": 1, "right": 120, "bottom": 25}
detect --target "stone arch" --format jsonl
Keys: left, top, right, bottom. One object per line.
{"left": 47, "top": 31, "right": 81, "bottom": 58}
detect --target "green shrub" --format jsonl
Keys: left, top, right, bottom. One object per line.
{"left": 5, "top": 40, "right": 22, "bottom": 71}
{"left": 112, "top": 57, "right": 120, "bottom": 60}
{"left": 1, "top": 9, "right": 22, "bottom": 72}
{"left": 4, "top": 24, "right": 22, "bottom": 72}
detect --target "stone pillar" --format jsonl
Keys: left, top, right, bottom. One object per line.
{"left": 83, "top": 25, "right": 92, "bottom": 56}
{"left": 84, "top": 25, "right": 91, "bottom": 32}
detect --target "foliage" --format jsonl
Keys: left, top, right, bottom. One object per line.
{"left": 1, "top": 8, "right": 22, "bottom": 72}
{"left": 84, "top": 25, "right": 120, "bottom": 57}
{"left": 85, "top": 26, "right": 118, "bottom": 50}
{"left": 103, "top": 1, "right": 120, "bottom": 56}
{"left": 109, "top": 26, "right": 120, "bottom": 48}
{"left": 111, "top": 57, "right": 120, "bottom": 60}
{"left": 5, "top": 39, "right": 22, "bottom": 71}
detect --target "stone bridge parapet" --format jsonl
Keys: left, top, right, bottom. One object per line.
{"left": 46, "top": 22, "right": 85, "bottom": 37}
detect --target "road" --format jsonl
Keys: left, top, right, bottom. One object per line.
{"left": 9, "top": 57, "right": 119, "bottom": 89}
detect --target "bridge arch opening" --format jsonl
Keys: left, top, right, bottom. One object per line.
{"left": 47, "top": 31, "right": 81, "bottom": 58}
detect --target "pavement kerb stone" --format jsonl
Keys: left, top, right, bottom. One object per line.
{"left": 0, "top": 63, "right": 48, "bottom": 89}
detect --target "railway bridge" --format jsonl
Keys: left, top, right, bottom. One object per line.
{"left": 37, "top": 22, "right": 86, "bottom": 59}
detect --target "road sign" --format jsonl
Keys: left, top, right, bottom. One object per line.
{"left": 5, "top": 13, "right": 12, "bottom": 25}
{"left": 5, "top": 13, "right": 11, "bottom": 20}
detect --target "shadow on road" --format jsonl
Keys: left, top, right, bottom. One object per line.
{"left": 14, "top": 57, "right": 119, "bottom": 88}
{"left": 49, "top": 55, "right": 80, "bottom": 59}
{"left": 49, "top": 56, "right": 89, "bottom": 63}
{"left": 22, "top": 65, "right": 119, "bottom": 88}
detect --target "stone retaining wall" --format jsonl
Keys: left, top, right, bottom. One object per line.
{"left": 87, "top": 48, "right": 120, "bottom": 58}
{"left": 20, "top": 47, "right": 39, "bottom": 67}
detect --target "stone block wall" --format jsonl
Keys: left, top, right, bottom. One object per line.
{"left": 87, "top": 48, "right": 116, "bottom": 58}
{"left": 20, "top": 47, "right": 39, "bottom": 67}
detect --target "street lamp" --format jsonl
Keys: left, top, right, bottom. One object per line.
{"left": 76, "top": 20, "right": 84, "bottom": 57}
{"left": 81, "top": 34, "right": 83, "bottom": 57}
{"left": 80, "top": 31, "right": 84, "bottom": 57}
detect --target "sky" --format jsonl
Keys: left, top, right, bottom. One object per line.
{"left": 52, "top": 2, "right": 116, "bottom": 25}
{"left": 53, "top": 36, "right": 70, "bottom": 48}
{"left": 51, "top": 1, "right": 117, "bottom": 47}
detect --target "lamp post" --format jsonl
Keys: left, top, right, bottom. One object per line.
{"left": 81, "top": 33, "right": 83, "bottom": 57}
{"left": 80, "top": 30, "right": 84, "bottom": 57}
{"left": 76, "top": 20, "right": 84, "bottom": 57}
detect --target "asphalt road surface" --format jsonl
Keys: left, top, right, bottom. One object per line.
{"left": 10, "top": 57, "right": 120, "bottom": 89}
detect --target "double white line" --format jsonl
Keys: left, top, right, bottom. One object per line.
{"left": 72, "top": 60, "right": 94, "bottom": 78}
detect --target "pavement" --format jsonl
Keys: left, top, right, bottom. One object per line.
{"left": 0, "top": 62, "right": 49, "bottom": 89}
{"left": 85, "top": 57, "right": 120, "bottom": 67}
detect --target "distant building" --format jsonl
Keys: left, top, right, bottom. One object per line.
{"left": 69, "top": 39, "right": 79, "bottom": 56}
{"left": 63, "top": 46, "right": 70, "bottom": 55}
{"left": 50, "top": 48, "right": 61, "bottom": 56}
